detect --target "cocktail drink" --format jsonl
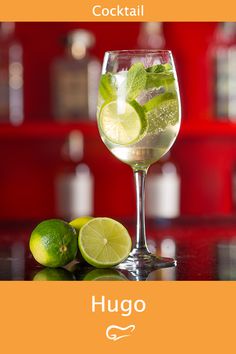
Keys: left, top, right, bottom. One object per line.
{"left": 97, "top": 50, "right": 181, "bottom": 271}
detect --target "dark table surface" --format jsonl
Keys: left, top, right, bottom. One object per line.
{"left": 1, "top": 216, "right": 236, "bottom": 281}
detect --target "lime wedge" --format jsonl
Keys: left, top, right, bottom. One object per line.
{"left": 99, "top": 100, "right": 147, "bottom": 145}
{"left": 78, "top": 217, "right": 132, "bottom": 268}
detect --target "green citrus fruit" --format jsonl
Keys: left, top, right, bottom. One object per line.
{"left": 30, "top": 219, "right": 78, "bottom": 268}
{"left": 99, "top": 100, "right": 147, "bottom": 145}
{"left": 78, "top": 217, "right": 132, "bottom": 268}
{"left": 69, "top": 216, "right": 93, "bottom": 234}
{"left": 69, "top": 216, "right": 94, "bottom": 263}
{"left": 33, "top": 267, "right": 75, "bottom": 281}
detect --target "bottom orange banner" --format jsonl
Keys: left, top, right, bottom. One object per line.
{"left": 0, "top": 282, "right": 234, "bottom": 353}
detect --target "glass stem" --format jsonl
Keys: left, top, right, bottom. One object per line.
{"left": 134, "top": 169, "right": 150, "bottom": 252}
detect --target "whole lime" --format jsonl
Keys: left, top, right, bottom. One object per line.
{"left": 30, "top": 219, "right": 78, "bottom": 268}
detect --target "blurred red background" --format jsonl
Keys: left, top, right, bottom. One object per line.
{"left": 1, "top": 22, "right": 235, "bottom": 221}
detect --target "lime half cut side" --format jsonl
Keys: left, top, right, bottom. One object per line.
{"left": 79, "top": 218, "right": 132, "bottom": 268}
{"left": 99, "top": 100, "right": 147, "bottom": 145}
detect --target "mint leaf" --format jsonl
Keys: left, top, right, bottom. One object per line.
{"left": 146, "top": 64, "right": 165, "bottom": 73}
{"left": 99, "top": 73, "right": 116, "bottom": 101}
{"left": 126, "top": 62, "right": 147, "bottom": 100}
{"left": 146, "top": 63, "right": 172, "bottom": 73}
{"left": 146, "top": 72, "right": 175, "bottom": 90}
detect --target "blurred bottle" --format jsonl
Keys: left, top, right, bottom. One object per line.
{"left": 211, "top": 22, "right": 236, "bottom": 120}
{"left": 55, "top": 131, "right": 94, "bottom": 220}
{"left": 146, "top": 153, "right": 180, "bottom": 218}
{"left": 137, "top": 22, "right": 165, "bottom": 49}
{"left": 51, "top": 29, "right": 101, "bottom": 121}
{"left": 56, "top": 164, "right": 94, "bottom": 220}
{"left": 0, "top": 22, "right": 24, "bottom": 125}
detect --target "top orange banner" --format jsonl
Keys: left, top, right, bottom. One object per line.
{"left": 1, "top": 0, "right": 236, "bottom": 21}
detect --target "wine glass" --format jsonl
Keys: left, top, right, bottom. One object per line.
{"left": 97, "top": 50, "right": 181, "bottom": 271}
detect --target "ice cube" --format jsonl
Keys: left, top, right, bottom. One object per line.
{"left": 114, "top": 71, "right": 128, "bottom": 114}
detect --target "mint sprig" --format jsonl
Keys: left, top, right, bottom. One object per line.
{"left": 126, "top": 62, "right": 147, "bottom": 101}
{"left": 146, "top": 72, "right": 175, "bottom": 90}
{"left": 145, "top": 63, "right": 174, "bottom": 89}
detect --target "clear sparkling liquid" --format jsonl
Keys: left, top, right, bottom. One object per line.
{"left": 104, "top": 122, "right": 180, "bottom": 170}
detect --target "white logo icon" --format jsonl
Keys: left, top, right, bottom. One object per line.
{"left": 106, "top": 324, "right": 136, "bottom": 341}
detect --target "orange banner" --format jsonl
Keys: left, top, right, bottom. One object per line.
{"left": 0, "top": 281, "right": 235, "bottom": 353}
{"left": 0, "top": 0, "right": 236, "bottom": 21}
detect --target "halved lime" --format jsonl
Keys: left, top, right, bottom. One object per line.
{"left": 99, "top": 100, "right": 147, "bottom": 145}
{"left": 78, "top": 217, "right": 132, "bottom": 268}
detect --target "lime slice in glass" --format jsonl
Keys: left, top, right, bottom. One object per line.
{"left": 146, "top": 97, "right": 179, "bottom": 134}
{"left": 143, "top": 92, "right": 176, "bottom": 112}
{"left": 78, "top": 218, "right": 132, "bottom": 268}
{"left": 99, "top": 100, "right": 147, "bottom": 145}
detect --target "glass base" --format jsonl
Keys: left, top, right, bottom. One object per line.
{"left": 116, "top": 248, "right": 176, "bottom": 272}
